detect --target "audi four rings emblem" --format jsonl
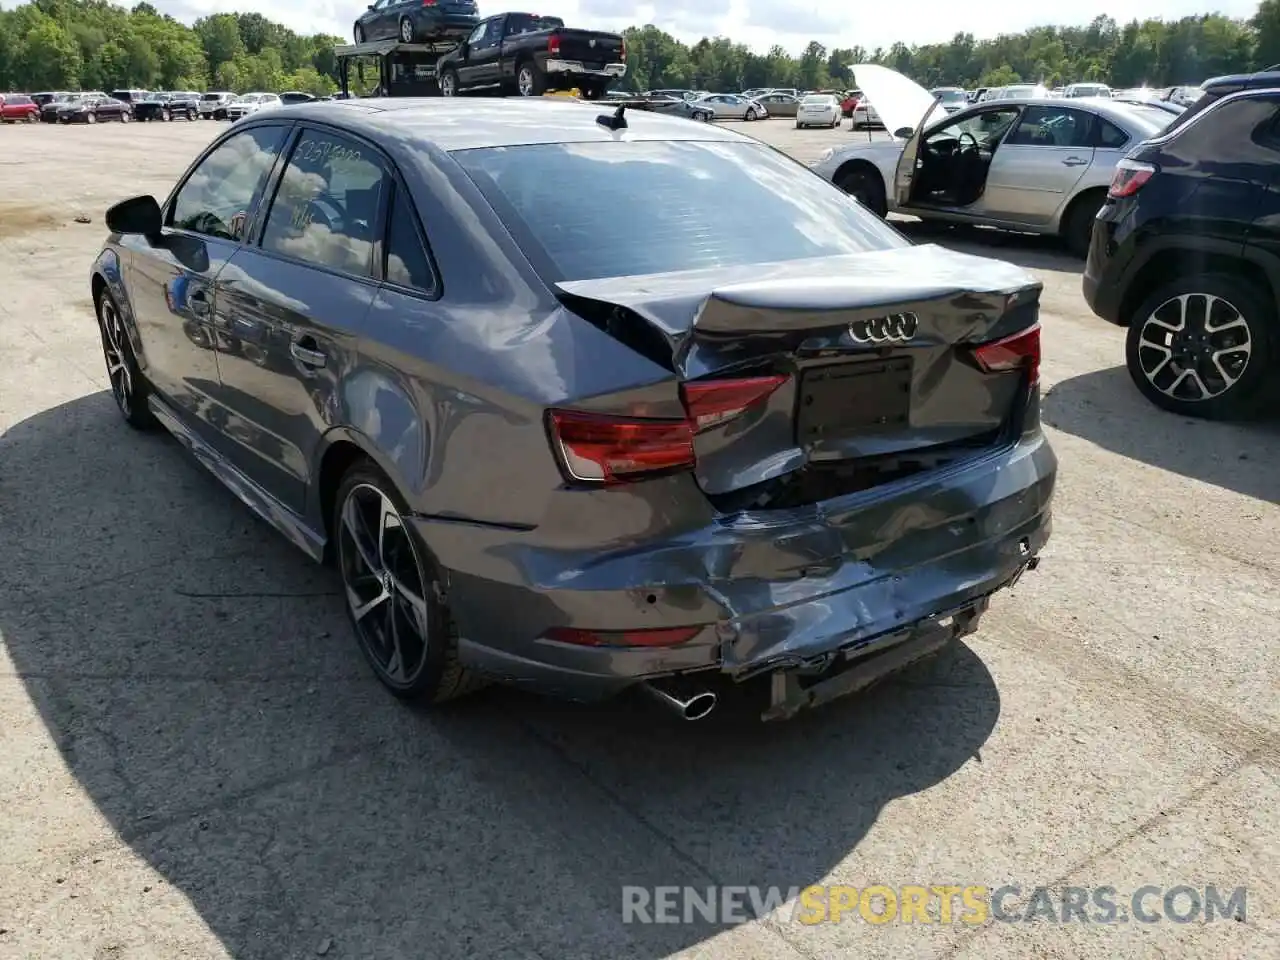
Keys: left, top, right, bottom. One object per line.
{"left": 848, "top": 313, "right": 919, "bottom": 344}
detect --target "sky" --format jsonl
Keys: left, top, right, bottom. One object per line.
{"left": 147, "top": 1, "right": 1261, "bottom": 54}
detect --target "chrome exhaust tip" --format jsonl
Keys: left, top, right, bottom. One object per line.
{"left": 642, "top": 680, "right": 718, "bottom": 721}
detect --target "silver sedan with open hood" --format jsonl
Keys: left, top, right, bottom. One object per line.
{"left": 812, "top": 64, "right": 1176, "bottom": 256}
{"left": 89, "top": 97, "right": 1054, "bottom": 722}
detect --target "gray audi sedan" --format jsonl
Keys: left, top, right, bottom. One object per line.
{"left": 90, "top": 98, "right": 1055, "bottom": 722}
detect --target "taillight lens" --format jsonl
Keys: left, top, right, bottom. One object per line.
{"left": 548, "top": 375, "right": 788, "bottom": 485}
{"left": 422, "top": 0, "right": 436, "bottom": 5}
{"left": 680, "top": 375, "right": 787, "bottom": 432}
{"left": 548, "top": 409, "right": 694, "bottom": 484}
{"left": 548, "top": 35, "right": 561, "bottom": 55}
{"left": 972, "top": 323, "right": 1041, "bottom": 384}
{"left": 542, "top": 626, "right": 701, "bottom": 647}
{"left": 1108, "top": 158, "right": 1155, "bottom": 198}
{"left": 620, "top": 38, "right": 627, "bottom": 60}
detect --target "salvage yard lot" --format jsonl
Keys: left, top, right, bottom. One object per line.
{"left": 0, "top": 118, "right": 1277, "bottom": 959}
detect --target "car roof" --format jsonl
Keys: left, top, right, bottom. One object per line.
{"left": 264, "top": 98, "right": 754, "bottom": 150}
{"left": 1201, "top": 69, "right": 1280, "bottom": 95}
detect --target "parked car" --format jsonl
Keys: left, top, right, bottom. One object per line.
{"left": 694, "top": 93, "right": 766, "bottom": 120}
{"left": 279, "top": 91, "right": 318, "bottom": 105}
{"left": 642, "top": 95, "right": 714, "bottom": 122}
{"left": 1083, "top": 69, "right": 1280, "bottom": 419}
{"left": 41, "top": 92, "right": 103, "bottom": 123}
{"left": 199, "top": 91, "right": 237, "bottom": 118}
{"left": 88, "top": 97, "right": 1053, "bottom": 720}
{"left": 31, "top": 91, "right": 68, "bottom": 109}
{"left": 985, "top": 84, "right": 1051, "bottom": 100}
{"left": 135, "top": 92, "right": 200, "bottom": 121}
{"left": 0, "top": 93, "right": 39, "bottom": 122}
{"left": 109, "top": 89, "right": 151, "bottom": 116}
{"left": 225, "top": 92, "right": 282, "bottom": 120}
{"left": 352, "top": 0, "right": 479, "bottom": 43}
{"left": 55, "top": 94, "right": 132, "bottom": 123}
{"left": 846, "top": 90, "right": 882, "bottom": 128}
{"left": 795, "top": 93, "right": 840, "bottom": 128}
{"left": 1064, "top": 82, "right": 1112, "bottom": 99}
{"left": 437, "top": 12, "right": 627, "bottom": 98}
{"left": 1110, "top": 94, "right": 1184, "bottom": 116}
{"left": 756, "top": 92, "right": 800, "bottom": 118}
{"left": 930, "top": 87, "right": 969, "bottom": 113}
{"left": 811, "top": 64, "right": 1175, "bottom": 256}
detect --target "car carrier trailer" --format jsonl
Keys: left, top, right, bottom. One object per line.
{"left": 333, "top": 39, "right": 463, "bottom": 98}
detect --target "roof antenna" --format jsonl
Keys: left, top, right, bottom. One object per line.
{"left": 596, "top": 102, "right": 627, "bottom": 131}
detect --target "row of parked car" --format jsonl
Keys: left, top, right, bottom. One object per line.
{"left": 0, "top": 90, "right": 324, "bottom": 125}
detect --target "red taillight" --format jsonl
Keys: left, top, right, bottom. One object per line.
{"left": 548, "top": 376, "right": 787, "bottom": 485}
{"left": 972, "top": 323, "right": 1041, "bottom": 384}
{"left": 620, "top": 38, "right": 626, "bottom": 59}
{"left": 542, "top": 626, "right": 702, "bottom": 647}
{"left": 547, "top": 35, "right": 561, "bottom": 55}
{"left": 680, "top": 375, "right": 788, "bottom": 432}
{"left": 422, "top": 0, "right": 436, "bottom": 5}
{"left": 1108, "top": 158, "right": 1155, "bottom": 198}
{"left": 548, "top": 409, "right": 694, "bottom": 484}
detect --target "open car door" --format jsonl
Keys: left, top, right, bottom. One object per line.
{"left": 852, "top": 64, "right": 943, "bottom": 207}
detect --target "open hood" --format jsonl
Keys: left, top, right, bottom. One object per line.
{"left": 852, "top": 63, "right": 938, "bottom": 139}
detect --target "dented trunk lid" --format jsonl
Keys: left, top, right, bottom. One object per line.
{"left": 555, "top": 243, "right": 1041, "bottom": 507}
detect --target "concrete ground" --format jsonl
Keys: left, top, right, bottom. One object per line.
{"left": 0, "top": 116, "right": 1277, "bottom": 960}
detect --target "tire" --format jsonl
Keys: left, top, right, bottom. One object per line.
{"left": 1063, "top": 191, "right": 1105, "bottom": 259}
{"left": 836, "top": 164, "right": 888, "bottom": 218}
{"left": 120, "top": 110, "right": 130, "bottom": 123}
{"left": 1124, "top": 272, "right": 1276, "bottom": 420}
{"left": 745, "top": 107, "right": 758, "bottom": 121}
{"left": 515, "top": 61, "right": 545, "bottom": 96}
{"left": 95, "top": 288, "right": 156, "bottom": 430}
{"left": 398, "top": 16, "right": 414, "bottom": 44}
{"left": 85, "top": 111, "right": 96, "bottom": 124}
{"left": 439, "top": 69, "right": 459, "bottom": 97}
{"left": 354, "top": 24, "right": 365, "bottom": 43}
{"left": 333, "top": 461, "right": 484, "bottom": 703}
{"left": 161, "top": 108, "right": 170, "bottom": 122}
{"left": 831, "top": 119, "right": 839, "bottom": 128}
{"left": 795, "top": 122, "right": 802, "bottom": 129}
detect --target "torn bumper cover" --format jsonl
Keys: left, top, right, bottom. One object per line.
{"left": 418, "top": 427, "right": 1055, "bottom": 714}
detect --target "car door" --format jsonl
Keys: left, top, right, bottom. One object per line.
{"left": 124, "top": 123, "right": 291, "bottom": 441}
{"left": 210, "top": 125, "right": 388, "bottom": 514}
{"left": 981, "top": 104, "right": 1095, "bottom": 224}
{"left": 364, "top": 0, "right": 391, "bottom": 37}
{"left": 465, "top": 18, "right": 504, "bottom": 87}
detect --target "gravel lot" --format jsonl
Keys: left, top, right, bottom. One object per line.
{"left": 1, "top": 116, "right": 1277, "bottom": 960}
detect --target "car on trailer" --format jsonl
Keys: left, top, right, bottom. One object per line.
{"left": 353, "top": 0, "right": 480, "bottom": 44}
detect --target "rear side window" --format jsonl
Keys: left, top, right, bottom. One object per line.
{"left": 170, "top": 125, "right": 288, "bottom": 241}
{"left": 261, "top": 129, "right": 389, "bottom": 277}
{"left": 453, "top": 140, "right": 908, "bottom": 282}
{"left": 1096, "top": 118, "right": 1129, "bottom": 148}
{"left": 384, "top": 185, "right": 437, "bottom": 294}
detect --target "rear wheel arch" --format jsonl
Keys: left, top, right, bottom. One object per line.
{"left": 1059, "top": 186, "right": 1107, "bottom": 256}
{"left": 314, "top": 429, "right": 424, "bottom": 561}
{"left": 1118, "top": 246, "right": 1279, "bottom": 328}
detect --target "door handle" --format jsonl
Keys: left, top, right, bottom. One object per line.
{"left": 290, "top": 338, "right": 327, "bottom": 369}
{"left": 1062, "top": 157, "right": 1089, "bottom": 166}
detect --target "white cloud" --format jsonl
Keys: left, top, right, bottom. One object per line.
{"left": 148, "top": 0, "right": 1262, "bottom": 54}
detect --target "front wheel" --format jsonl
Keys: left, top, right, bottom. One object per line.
{"left": 1125, "top": 273, "right": 1275, "bottom": 420}
{"left": 744, "top": 107, "right": 758, "bottom": 121}
{"left": 439, "top": 69, "right": 459, "bottom": 97}
{"left": 354, "top": 24, "right": 365, "bottom": 43}
{"left": 161, "top": 108, "right": 171, "bottom": 122}
{"left": 334, "top": 462, "right": 484, "bottom": 703}
{"left": 120, "top": 110, "right": 130, "bottom": 123}
{"left": 96, "top": 289, "right": 156, "bottom": 429}
{"left": 836, "top": 165, "right": 888, "bottom": 218}
{"left": 398, "top": 16, "right": 414, "bottom": 44}
{"left": 85, "top": 111, "right": 96, "bottom": 124}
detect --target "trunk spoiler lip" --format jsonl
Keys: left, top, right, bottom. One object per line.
{"left": 552, "top": 245, "right": 1042, "bottom": 339}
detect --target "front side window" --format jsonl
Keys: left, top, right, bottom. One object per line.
{"left": 261, "top": 129, "right": 388, "bottom": 276}
{"left": 170, "top": 125, "right": 287, "bottom": 241}
{"left": 1004, "top": 106, "right": 1093, "bottom": 148}
{"left": 453, "top": 139, "right": 908, "bottom": 282}
{"left": 929, "top": 107, "right": 1020, "bottom": 147}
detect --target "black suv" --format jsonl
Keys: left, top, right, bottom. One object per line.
{"left": 1084, "top": 70, "right": 1280, "bottom": 419}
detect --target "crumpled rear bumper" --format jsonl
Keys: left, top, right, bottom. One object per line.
{"left": 416, "top": 430, "right": 1055, "bottom": 702}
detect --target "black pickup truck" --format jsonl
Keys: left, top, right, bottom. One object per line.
{"left": 435, "top": 12, "right": 626, "bottom": 98}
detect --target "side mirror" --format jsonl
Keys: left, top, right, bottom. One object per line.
{"left": 893, "top": 126, "right": 914, "bottom": 139}
{"left": 105, "top": 195, "right": 162, "bottom": 236}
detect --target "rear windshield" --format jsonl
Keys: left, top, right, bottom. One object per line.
{"left": 506, "top": 13, "right": 562, "bottom": 33}
{"left": 453, "top": 140, "right": 908, "bottom": 282}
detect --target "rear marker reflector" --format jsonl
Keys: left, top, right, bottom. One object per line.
{"left": 972, "top": 323, "right": 1041, "bottom": 384}
{"left": 542, "top": 626, "right": 703, "bottom": 647}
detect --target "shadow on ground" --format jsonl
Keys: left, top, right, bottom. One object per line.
{"left": 1042, "top": 365, "right": 1280, "bottom": 503}
{"left": 895, "top": 220, "right": 1082, "bottom": 274}
{"left": 0, "top": 393, "right": 1001, "bottom": 960}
